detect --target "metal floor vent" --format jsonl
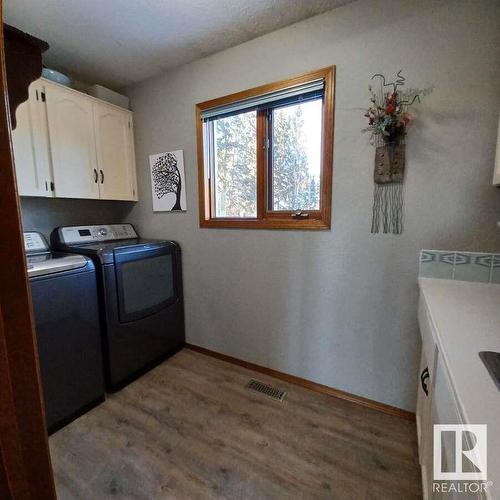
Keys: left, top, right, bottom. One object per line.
{"left": 246, "top": 379, "right": 287, "bottom": 402}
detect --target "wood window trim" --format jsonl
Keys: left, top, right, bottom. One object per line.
{"left": 196, "top": 66, "right": 335, "bottom": 230}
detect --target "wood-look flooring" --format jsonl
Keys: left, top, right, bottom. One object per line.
{"left": 49, "top": 349, "right": 422, "bottom": 499}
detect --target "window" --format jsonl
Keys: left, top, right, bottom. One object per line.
{"left": 196, "top": 66, "right": 335, "bottom": 229}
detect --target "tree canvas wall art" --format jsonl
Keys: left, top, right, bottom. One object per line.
{"left": 149, "top": 150, "right": 187, "bottom": 212}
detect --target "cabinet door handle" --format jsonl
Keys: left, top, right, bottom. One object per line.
{"left": 421, "top": 367, "right": 430, "bottom": 396}
{"left": 93, "top": 169, "right": 98, "bottom": 183}
{"left": 99, "top": 169, "right": 104, "bottom": 184}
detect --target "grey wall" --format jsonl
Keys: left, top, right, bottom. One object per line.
{"left": 125, "top": 0, "right": 500, "bottom": 411}
{"left": 20, "top": 198, "right": 134, "bottom": 240}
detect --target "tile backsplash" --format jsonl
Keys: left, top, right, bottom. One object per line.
{"left": 420, "top": 250, "right": 500, "bottom": 284}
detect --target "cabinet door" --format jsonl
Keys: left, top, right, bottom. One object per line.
{"left": 93, "top": 102, "right": 137, "bottom": 201}
{"left": 11, "top": 81, "right": 54, "bottom": 197}
{"left": 45, "top": 82, "right": 99, "bottom": 199}
{"left": 417, "top": 347, "right": 437, "bottom": 500}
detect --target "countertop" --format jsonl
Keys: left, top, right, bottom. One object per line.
{"left": 418, "top": 278, "right": 500, "bottom": 492}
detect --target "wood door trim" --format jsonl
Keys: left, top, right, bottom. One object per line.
{"left": 0, "top": 308, "right": 28, "bottom": 499}
{"left": 0, "top": 14, "right": 57, "bottom": 499}
{"left": 185, "top": 343, "right": 416, "bottom": 421}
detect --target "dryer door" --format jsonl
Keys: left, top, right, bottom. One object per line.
{"left": 113, "top": 243, "right": 178, "bottom": 323}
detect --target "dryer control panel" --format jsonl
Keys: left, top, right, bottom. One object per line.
{"left": 58, "top": 224, "right": 138, "bottom": 245}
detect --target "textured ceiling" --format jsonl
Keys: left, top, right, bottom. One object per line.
{"left": 4, "top": 0, "right": 353, "bottom": 90}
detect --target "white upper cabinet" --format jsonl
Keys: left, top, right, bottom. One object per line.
{"left": 12, "top": 81, "right": 54, "bottom": 197}
{"left": 45, "top": 82, "right": 99, "bottom": 199}
{"left": 12, "top": 78, "right": 138, "bottom": 201}
{"left": 93, "top": 101, "right": 137, "bottom": 201}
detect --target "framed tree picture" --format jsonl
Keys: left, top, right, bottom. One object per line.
{"left": 149, "top": 150, "right": 187, "bottom": 212}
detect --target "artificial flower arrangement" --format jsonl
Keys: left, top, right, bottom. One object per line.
{"left": 362, "top": 71, "right": 433, "bottom": 235}
{"left": 363, "top": 71, "right": 433, "bottom": 145}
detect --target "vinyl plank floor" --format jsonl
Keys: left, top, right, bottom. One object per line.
{"left": 49, "top": 348, "right": 421, "bottom": 499}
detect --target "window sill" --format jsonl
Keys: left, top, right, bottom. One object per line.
{"left": 199, "top": 218, "right": 330, "bottom": 230}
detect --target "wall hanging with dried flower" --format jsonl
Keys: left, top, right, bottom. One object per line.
{"left": 363, "top": 71, "right": 433, "bottom": 234}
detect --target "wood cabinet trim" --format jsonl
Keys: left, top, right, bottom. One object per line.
{"left": 3, "top": 24, "right": 48, "bottom": 129}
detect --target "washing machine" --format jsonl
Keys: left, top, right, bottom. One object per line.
{"left": 25, "top": 231, "right": 105, "bottom": 433}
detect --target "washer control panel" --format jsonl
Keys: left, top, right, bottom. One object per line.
{"left": 24, "top": 232, "right": 49, "bottom": 254}
{"left": 58, "top": 224, "right": 138, "bottom": 244}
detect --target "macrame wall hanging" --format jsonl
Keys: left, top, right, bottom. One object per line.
{"left": 363, "top": 71, "right": 432, "bottom": 234}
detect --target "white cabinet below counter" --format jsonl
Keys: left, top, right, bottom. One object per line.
{"left": 12, "top": 78, "right": 138, "bottom": 202}
{"left": 416, "top": 278, "right": 500, "bottom": 500}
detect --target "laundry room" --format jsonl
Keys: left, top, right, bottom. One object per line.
{"left": 1, "top": 0, "right": 499, "bottom": 499}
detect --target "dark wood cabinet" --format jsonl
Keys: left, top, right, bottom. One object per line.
{"left": 3, "top": 24, "right": 48, "bottom": 129}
